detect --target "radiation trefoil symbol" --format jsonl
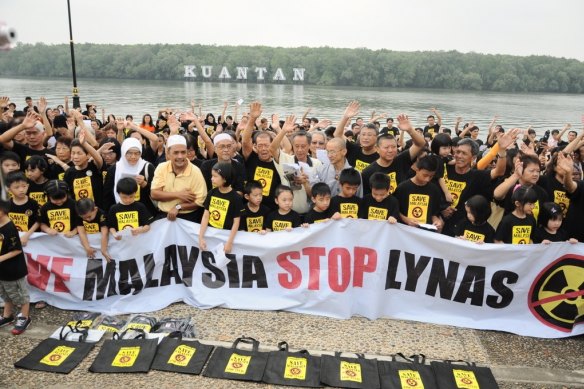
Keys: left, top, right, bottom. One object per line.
{"left": 529, "top": 255, "right": 584, "bottom": 332}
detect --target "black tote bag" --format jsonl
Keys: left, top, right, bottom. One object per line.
{"left": 150, "top": 331, "right": 214, "bottom": 375}
{"left": 202, "top": 336, "right": 268, "bottom": 382}
{"left": 14, "top": 325, "right": 94, "bottom": 374}
{"left": 378, "top": 353, "right": 439, "bottom": 389}
{"left": 320, "top": 352, "right": 380, "bottom": 389}
{"left": 262, "top": 341, "right": 322, "bottom": 387}
{"left": 88, "top": 329, "right": 158, "bottom": 373}
{"left": 431, "top": 360, "right": 499, "bottom": 389}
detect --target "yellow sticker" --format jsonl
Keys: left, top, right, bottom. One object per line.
{"left": 246, "top": 216, "right": 264, "bottom": 232}
{"left": 368, "top": 206, "right": 388, "bottom": 220}
{"left": 126, "top": 323, "right": 151, "bottom": 332}
{"left": 408, "top": 194, "right": 429, "bottom": 224}
{"left": 272, "top": 220, "right": 292, "bottom": 231}
{"left": 532, "top": 200, "right": 540, "bottom": 221}
{"left": 284, "top": 356, "right": 307, "bottom": 380}
{"left": 553, "top": 190, "right": 569, "bottom": 217}
{"left": 47, "top": 208, "right": 71, "bottom": 232}
{"left": 355, "top": 159, "right": 370, "bottom": 172}
{"left": 111, "top": 346, "right": 140, "bottom": 367}
{"left": 224, "top": 353, "right": 251, "bottom": 375}
{"left": 254, "top": 167, "right": 274, "bottom": 196}
{"left": 453, "top": 369, "right": 479, "bottom": 389}
{"left": 66, "top": 320, "right": 93, "bottom": 328}
{"left": 463, "top": 230, "right": 485, "bottom": 243}
{"left": 83, "top": 221, "right": 100, "bottom": 234}
{"left": 9, "top": 212, "right": 29, "bottom": 232}
{"left": 340, "top": 361, "right": 362, "bottom": 383}
{"left": 340, "top": 203, "right": 359, "bottom": 219}
{"left": 73, "top": 176, "right": 94, "bottom": 201}
{"left": 388, "top": 172, "right": 397, "bottom": 194}
{"left": 512, "top": 225, "right": 532, "bottom": 244}
{"left": 399, "top": 369, "right": 425, "bottom": 389}
{"left": 40, "top": 345, "right": 75, "bottom": 366}
{"left": 97, "top": 325, "right": 119, "bottom": 332}
{"left": 168, "top": 344, "right": 196, "bottom": 367}
{"left": 209, "top": 196, "right": 230, "bottom": 229}
{"left": 116, "top": 211, "right": 139, "bottom": 231}
{"left": 29, "top": 191, "right": 47, "bottom": 206}
{"left": 446, "top": 179, "right": 466, "bottom": 208}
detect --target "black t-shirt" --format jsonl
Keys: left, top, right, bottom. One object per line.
{"left": 454, "top": 219, "right": 495, "bottom": 243}
{"left": 27, "top": 179, "right": 48, "bottom": 206}
{"left": 48, "top": 160, "right": 74, "bottom": 181}
{"left": 304, "top": 207, "right": 333, "bottom": 224}
{"left": 103, "top": 163, "right": 157, "bottom": 215}
{"left": 537, "top": 175, "right": 571, "bottom": 217}
{"left": 107, "top": 202, "right": 153, "bottom": 231}
{"left": 495, "top": 213, "right": 537, "bottom": 244}
{"left": 9, "top": 197, "right": 39, "bottom": 232}
{"left": 346, "top": 142, "right": 379, "bottom": 172}
{"left": 360, "top": 194, "right": 400, "bottom": 221}
{"left": 360, "top": 151, "right": 414, "bottom": 196}
{"left": 82, "top": 208, "right": 107, "bottom": 234}
{"left": 565, "top": 180, "right": 584, "bottom": 241}
{"left": 264, "top": 209, "right": 302, "bottom": 231}
{"left": 533, "top": 226, "right": 569, "bottom": 243}
{"left": 240, "top": 204, "right": 271, "bottom": 232}
{"left": 201, "top": 158, "right": 246, "bottom": 195}
{"left": 11, "top": 142, "right": 48, "bottom": 165}
{"left": 244, "top": 152, "right": 281, "bottom": 210}
{"left": 39, "top": 198, "right": 80, "bottom": 232}
{"left": 394, "top": 180, "right": 442, "bottom": 225}
{"left": 499, "top": 183, "right": 548, "bottom": 222}
{"left": 203, "top": 188, "right": 244, "bottom": 230}
{"left": 330, "top": 195, "right": 362, "bottom": 219}
{"left": 0, "top": 220, "right": 27, "bottom": 281}
{"left": 64, "top": 161, "right": 104, "bottom": 208}
{"left": 424, "top": 124, "right": 440, "bottom": 136}
{"left": 379, "top": 126, "right": 400, "bottom": 138}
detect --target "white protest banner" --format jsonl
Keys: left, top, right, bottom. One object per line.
{"left": 23, "top": 219, "right": 584, "bottom": 338}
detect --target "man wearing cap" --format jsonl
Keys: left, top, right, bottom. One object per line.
{"left": 200, "top": 132, "right": 246, "bottom": 195}
{"left": 150, "top": 134, "right": 207, "bottom": 223}
{"left": 0, "top": 111, "right": 49, "bottom": 163}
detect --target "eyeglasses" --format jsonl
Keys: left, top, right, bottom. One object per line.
{"left": 216, "top": 144, "right": 231, "bottom": 150}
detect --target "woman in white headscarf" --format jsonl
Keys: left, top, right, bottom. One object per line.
{"left": 103, "top": 137, "right": 156, "bottom": 214}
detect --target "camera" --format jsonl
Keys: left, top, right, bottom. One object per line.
{"left": 540, "top": 130, "right": 550, "bottom": 143}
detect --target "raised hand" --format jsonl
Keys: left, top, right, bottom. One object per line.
{"left": 343, "top": 101, "right": 360, "bottom": 118}
{"left": 282, "top": 115, "right": 296, "bottom": 134}
{"left": 396, "top": 114, "right": 412, "bottom": 132}
{"left": 0, "top": 96, "right": 9, "bottom": 109}
{"left": 249, "top": 102, "right": 262, "bottom": 119}
{"left": 22, "top": 111, "right": 40, "bottom": 128}
{"left": 497, "top": 127, "right": 520, "bottom": 150}
{"left": 38, "top": 97, "right": 48, "bottom": 113}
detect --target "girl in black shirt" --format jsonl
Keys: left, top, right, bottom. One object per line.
{"left": 534, "top": 202, "right": 578, "bottom": 244}
{"left": 455, "top": 195, "right": 495, "bottom": 244}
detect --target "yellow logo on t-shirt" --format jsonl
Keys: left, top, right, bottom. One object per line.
{"left": 284, "top": 356, "right": 307, "bottom": 380}
{"left": 388, "top": 172, "right": 397, "bottom": 194}
{"left": 168, "top": 345, "right": 196, "bottom": 367}
{"left": 111, "top": 346, "right": 140, "bottom": 367}
{"left": 368, "top": 206, "right": 388, "bottom": 220}
{"left": 73, "top": 176, "right": 94, "bottom": 201}
{"left": 9, "top": 212, "right": 28, "bottom": 232}
{"left": 340, "top": 203, "right": 358, "bottom": 219}
{"left": 512, "top": 225, "right": 532, "bottom": 244}
{"left": 446, "top": 179, "right": 466, "bottom": 207}
{"left": 209, "top": 196, "right": 230, "bottom": 229}
{"left": 225, "top": 353, "right": 251, "bottom": 375}
{"left": 246, "top": 216, "right": 264, "bottom": 232}
{"left": 553, "top": 190, "right": 569, "bottom": 217}
{"left": 453, "top": 369, "right": 479, "bottom": 389}
{"left": 29, "top": 191, "right": 47, "bottom": 206}
{"left": 83, "top": 221, "right": 100, "bottom": 234}
{"left": 47, "top": 208, "right": 71, "bottom": 232}
{"left": 254, "top": 167, "right": 274, "bottom": 196}
{"left": 116, "top": 211, "right": 139, "bottom": 231}
{"left": 40, "top": 346, "right": 75, "bottom": 366}
{"left": 463, "top": 230, "right": 485, "bottom": 243}
{"left": 340, "top": 361, "right": 362, "bottom": 383}
{"left": 273, "top": 220, "right": 292, "bottom": 231}
{"left": 355, "top": 159, "right": 370, "bottom": 172}
{"left": 399, "top": 369, "right": 425, "bottom": 389}
{"left": 532, "top": 200, "right": 540, "bottom": 221}
{"left": 408, "top": 194, "right": 429, "bottom": 223}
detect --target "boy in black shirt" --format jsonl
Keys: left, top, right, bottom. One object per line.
{"left": 394, "top": 155, "right": 443, "bottom": 231}
{"left": 0, "top": 199, "right": 31, "bottom": 335}
{"left": 264, "top": 185, "right": 305, "bottom": 232}
{"left": 240, "top": 181, "right": 271, "bottom": 232}
{"left": 304, "top": 182, "right": 340, "bottom": 224}
{"left": 39, "top": 180, "right": 80, "bottom": 237}
{"left": 76, "top": 198, "right": 111, "bottom": 261}
{"left": 360, "top": 172, "right": 399, "bottom": 223}
{"left": 330, "top": 168, "right": 362, "bottom": 219}
{"left": 6, "top": 172, "right": 39, "bottom": 246}
{"left": 107, "top": 177, "right": 153, "bottom": 239}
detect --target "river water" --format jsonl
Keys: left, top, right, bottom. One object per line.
{"left": 1, "top": 77, "right": 583, "bottom": 137}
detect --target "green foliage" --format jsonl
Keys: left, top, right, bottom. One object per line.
{"left": 1, "top": 43, "right": 584, "bottom": 93}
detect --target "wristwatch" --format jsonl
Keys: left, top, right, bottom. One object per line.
{"left": 175, "top": 204, "right": 182, "bottom": 211}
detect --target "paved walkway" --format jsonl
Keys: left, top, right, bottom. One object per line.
{"left": 1, "top": 303, "right": 583, "bottom": 388}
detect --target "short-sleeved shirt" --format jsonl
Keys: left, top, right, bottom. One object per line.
{"left": 264, "top": 210, "right": 302, "bottom": 231}
{"left": 82, "top": 208, "right": 107, "bottom": 234}
{"left": 394, "top": 180, "right": 442, "bottom": 225}
{"left": 345, "top": 142, "right": 379, "bottom": 172}
{"left": 150, "top": 160, "right": 208, "bottom": 213}
{"left": 330, "top": 195, "right": 362, "bottom": 219}
{"left": 200, "top": 158, "right": 246, "bottom": 195}
{"left": 495, "top": 213, "right": 537, "bottom": 244}
{"left": 240, "top": 204, "right": 271, "bottom": 232}
{"left": 533, "top": 227, "right": 569, "bottom": 243}
{"left": 11, "top": 142, "right": 48, "bottom": 165}
{"left": 9, "top": 198, "right": 39, "bottom": 232}
{"left": 203, "top": 188, "right": 244, "bottom": 230}
{"left": 360, "top": 151, "right": 414, "bottom": 196}
{"left": 39, "top": 198, "right": 80, "bottom": 233}
{"left": 64, "top": 161, "right": 104, "bottom": 208}
{"left": 379, "top": 126, "right": 400, "bottom": 138}
{"left": 537, "top": 175, "right": 571, "bottom": 217}
{"left": 0, "top": 220, "right": 27, "bottom": 281}
{"left": 304, "top": 207, "right": 333, "bottom": 224}
{"left": 499, "top": 183, "right": 548, "bottom": 222}
{"left": 107, "top": 202, "right": 153, "bottom": 231}
{"left": 244, "top": 152, "right": 282, "bottom": 210}
{"left": 454, "top": 219, "right": 495, "bottom": 243}
{"left": 27, "top": 179, "right": 48, "bottom": 206}
{"left": 360, "top": 194, "right": 400, "bottom": 221}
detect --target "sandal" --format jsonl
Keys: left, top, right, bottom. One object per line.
{"left": 34, "top": 301, "right": 47, "bottom": 309}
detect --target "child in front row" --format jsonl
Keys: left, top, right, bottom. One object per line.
{"left": 330, "top": 168, "right": 362, "bottom": 219}
{"left": 360, "top": 172, "right": 399, "bottom": 223}
{"left": 240, "top": 180, "right": 271, "bottom": 232}
{"left": 264, "top": 185, "right": 305, "bottom": 232}
{"left": 6, "top": 172, "right": 39, "bottom": 246}
{"left": 304, "top": 182, "right": 340, "bottom": 224}
{"left": 107, "top": 177, "right": 152, "bottom": 240}
{"left": 76, "top": 198, "right": 111, "bottom": 261}
{"left": 495, "top": 185, "right": 537, "bottom": 244}
{"left": 455, "top": 195, "right": 495, "bottom": 243}
{"left": 39, "top": 180, "right": 80, "bottom": 238}
{"left": 533, "top": 202, "right": 578, "bottom": 244}
{"left": 199, "top": 162, "right": 244, "bottom": 253}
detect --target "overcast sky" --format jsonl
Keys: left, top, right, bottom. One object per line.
{"left": 3, "top": 0, "right": 583, "bottom": 60}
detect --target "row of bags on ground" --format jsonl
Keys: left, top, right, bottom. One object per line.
{"left": 15, "top": 326, "right": 499, "bottom": 389}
